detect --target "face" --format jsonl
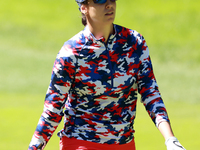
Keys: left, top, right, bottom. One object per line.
{"left": 81, "top": 0, "right": 116, "bottom": 26}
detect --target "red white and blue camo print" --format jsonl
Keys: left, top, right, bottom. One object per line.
{"left": 28, "top": 24, "right": 169, "bottom": 149}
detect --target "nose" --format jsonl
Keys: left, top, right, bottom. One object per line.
{"left": 106, "top": 0, "right": 115, "bottom": 9}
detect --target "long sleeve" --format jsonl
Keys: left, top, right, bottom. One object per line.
{"left": 136, "top": 35, "right": 169, "bottom": 127}
{"left": 28, "top": 46, "right": 77, "bottom": 150}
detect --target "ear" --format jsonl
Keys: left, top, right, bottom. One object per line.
{"left": 80, "top": 4, "right": 88, "bottom": 15}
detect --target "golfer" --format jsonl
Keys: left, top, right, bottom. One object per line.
{"left": 28, "top": 0, "right": 186, "bottom": 150}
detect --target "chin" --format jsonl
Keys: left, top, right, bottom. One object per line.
{"left": 106, "top": 19, "right": 115, "bottom": 25}
{"left": 104, "top": 17, "right": 115, "bottom": 24}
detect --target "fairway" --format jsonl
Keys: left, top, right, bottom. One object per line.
{"left": 0, "top": 0, "right": 200, "bottom": 149}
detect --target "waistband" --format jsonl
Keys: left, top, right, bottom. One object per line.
{"left": 59, "top": 136, "right": 135, "bottom": 150}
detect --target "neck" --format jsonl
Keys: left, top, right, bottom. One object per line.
{"left": 87, "top": 23, "right": 114, "bottom": 43}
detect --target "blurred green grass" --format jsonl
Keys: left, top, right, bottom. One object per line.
{"left": 0, "top": 0, "right": 200, "bottom": 149}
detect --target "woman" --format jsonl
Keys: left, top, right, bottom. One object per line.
{"left": 28, "top": 0, "right": 186, "bottom": 150}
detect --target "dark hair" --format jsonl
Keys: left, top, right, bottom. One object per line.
{"left": 81, "top": 13, "right": 87, "bottom": 26}
{"left": 81, "top": 0, "right": 88, "bottom": 26}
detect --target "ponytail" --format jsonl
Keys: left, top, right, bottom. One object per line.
{"left": 81, "top": 13, "right": 87, "bottom": 26}
{"left": 80, "top": 0, "right": 88, "bottom": 26}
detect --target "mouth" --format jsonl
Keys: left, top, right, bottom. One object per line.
{"left": 105, "top": 11, "right": 114, "bottom": 16}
